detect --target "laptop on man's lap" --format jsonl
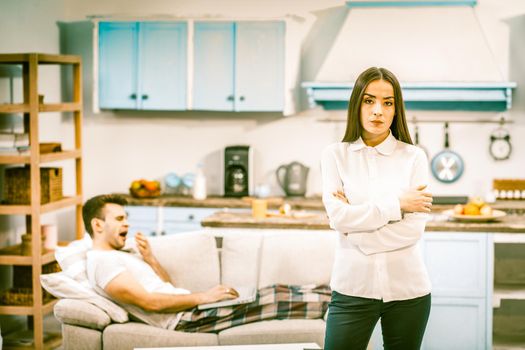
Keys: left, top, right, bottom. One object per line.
{"left": 197, "top": 286, "right": 257, "bottom": 310}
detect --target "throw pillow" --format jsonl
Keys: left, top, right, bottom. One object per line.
{"left": 258, "top": 230, "right": 337, "bottom": 288}
{"left": 40, "top": 271, "right": 128, "bottom": 323}
{"left": 55, "top": 234, "right": 92, "bottom": 288}
{"left": 149, "top": 231, "right": 221, "bottom": 292}
{"left": 220, "top": 233, "right": 263, "bottom": 288}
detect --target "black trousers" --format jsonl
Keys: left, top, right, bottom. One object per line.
{"left": 324, "top": 291, "right": 431, "bottom": 350}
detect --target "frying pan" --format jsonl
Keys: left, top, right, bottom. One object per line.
{"left": 431, "top": 122, "right": 464, "bottom": 183}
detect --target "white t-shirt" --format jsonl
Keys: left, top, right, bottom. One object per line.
{"left": 321, "top": 131, "right": 432, "bottom": 302}
{"left": 87, "top": 249, "right": 190, "bottom": 329}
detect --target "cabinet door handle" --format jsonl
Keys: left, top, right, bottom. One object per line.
{"left": 239, "top": 96, "right": 245, "bottom": 102}
{"left": 130, "top": 93, "right": 137, "bottom": 100}
{"left": 226, "top": 95, "right": 234, "bottom": 101}
{"left": 142, "top": 94, "right": 149, "bottom": 100}
{"left": 188, "top": 214, "right": 195, "bottom": 221}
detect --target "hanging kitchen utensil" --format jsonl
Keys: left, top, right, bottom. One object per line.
{"left": 489, "top": 118, "right": 512, "bottom": 161}
{"left": 413, "top": 118, "right": 429, "bottom": 159}
{"left": 431, "top": 122, "right": 464, "bottom": 183}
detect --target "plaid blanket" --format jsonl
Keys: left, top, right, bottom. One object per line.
{"left": 176, "top": 284, "right": 331, "bottom": 333}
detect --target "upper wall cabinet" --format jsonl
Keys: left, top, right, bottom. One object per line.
{"left": 193, "top": 21, "right": 285, "bottom": 112}
{"left": 99, "top": 21, "right": 187, "bottom": 110}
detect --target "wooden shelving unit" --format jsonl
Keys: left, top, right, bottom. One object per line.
{"left": 0, "top": 53, "right": 83, "bottom": 350}
{"left": 493, "top": 235, "right": 525, "bottom": 350}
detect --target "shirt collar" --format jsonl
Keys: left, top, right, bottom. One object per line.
{"left": 349, "top": 131, "right": 398, "bottom": 155}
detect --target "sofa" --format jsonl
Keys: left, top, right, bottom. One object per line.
{"left": 48, "top": 228, "right": 337, "bottom": 350}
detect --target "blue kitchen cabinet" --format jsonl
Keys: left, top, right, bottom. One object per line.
{"left": 422, "top": 232, "right": 493, "bottom": 350}
{"left": 163, "top": 207, "right": 217, "bottom": 235}
{"left": 423, "top": 297, "right": 487, "bottom": 350}
{"left": 99, "top": 22, "right": 137, "bottom": 109}
{"left": 193, "top": 22, "right": 235, "bottom": 111}
{"left": 372, "top": 232, "right": 493, "bottom": 350}
{"left": 99, "top": 21, "right": 187, "bottom": 110}
{"left": 193, "top": 21, "right": 284, "bottom": 112}
{"left": 125, "top": 206, "right": 217, "bottom": 236}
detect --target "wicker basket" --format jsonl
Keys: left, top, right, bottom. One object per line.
{"left": 0, "top": 287, "right": 55, "bottom": 306}
{"left": 1, "top": 262, "right": 60, "bottom": 306}
{"left": 13, "top": 262, "right": 61, "bottom": 289}
{"left": 4, "top": 167, "right": 63, "bottom": 204}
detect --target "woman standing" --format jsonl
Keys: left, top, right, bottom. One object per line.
{"left": 321, "top": 67, "right": 433, "bottom": 350}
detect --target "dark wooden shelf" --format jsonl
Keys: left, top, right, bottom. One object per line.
{"left": 0, "top": 195, "right": 83, "bottom": 215}
{"left": 0, "top": 299, "right": 57, "bottom": 316}
{"left": 0, "top": 149, "right": 81, "bottom": 164}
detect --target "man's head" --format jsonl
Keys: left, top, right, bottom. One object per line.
{"left": 82, "top": 194, "right": 129, "bottom": 250}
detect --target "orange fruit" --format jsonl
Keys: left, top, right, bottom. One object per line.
{"left": 470, "top": 197, "right": 485, "bottom": 208}
{"left": 144, "top": 181, "right": 159, "bottom": 191}
{"left": 464, "top": 203, "right": 480, "bottom": 215}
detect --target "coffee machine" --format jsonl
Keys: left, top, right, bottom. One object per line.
{"left": 224, "top": 145, "right": 253, "bottom": 197}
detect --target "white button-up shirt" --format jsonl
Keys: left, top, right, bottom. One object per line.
{"left": 321, "top": 132, "right": 431, "bottom": 302}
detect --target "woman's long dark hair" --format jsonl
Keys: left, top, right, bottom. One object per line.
{"left": 342, "top": 67, "right": 413, "bottom": 144}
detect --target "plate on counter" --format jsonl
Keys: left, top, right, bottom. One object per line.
{"left": 442, "top": 209, "right": 506, "bottom": 222}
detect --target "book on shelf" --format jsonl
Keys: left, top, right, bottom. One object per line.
{"left": 0, "top": 133, "right": 29, "bottom": 148}
{"left": 0, "top": 143, "right": 62, "bottom": 155}
{"left": 0, "top": 146, "right": 29, "bottom": 154}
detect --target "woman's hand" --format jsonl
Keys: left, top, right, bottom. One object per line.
{"left": 332, "top": 190, "right": 349, "bottom": 204}
{"left": 399, "top": 185, "right": 433, "bottom": 213}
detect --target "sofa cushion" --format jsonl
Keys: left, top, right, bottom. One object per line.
{"left": 258, "top": 231, "right": 337, "bottom": 288}
{"left": 62, "top": 324, "right": 102, "bottom": 350}
{"left": 103, "top": 322, "right": 218, "bottom": 350}
{"left": 54, "top": 299, "right": 111, "bottom": 330}
{"left": 149, "top": 231, "right": 220, "bottom": 292}
{"left": 218, "top": 319, "right": 325, "bottom": 346}
{"left": 220, "top": 233, "right": 263, "bottom": 288}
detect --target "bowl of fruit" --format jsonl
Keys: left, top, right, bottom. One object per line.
{"left": 129, "top": 179, "right": 161, "bottom": 198}
{"left": 443, "top": 197, "right": 506, "bottom": 222}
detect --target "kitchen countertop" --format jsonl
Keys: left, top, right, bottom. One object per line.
{"left": 121, "top": 194, "right": 525, "bottom": 213}
{"left": 201, "top": 211, "right": 525, "bottom": 233}
{"left": 120, "top": 194, "right": 324, "bottom": 210}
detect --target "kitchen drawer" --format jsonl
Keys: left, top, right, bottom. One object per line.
{"left": 128, "top": 223, "right": 157, "bottom": 237}
{"left": 163, "top": 222, "right": 204, "bottom": 235}
{"left": 125, "top": 206, "right": 158, "bottom": 236}
{"left": 125, "top": 206, "right": 158, "bottom": 221}
{"left": 422, "top": 232, "right": 489, "bottom": 298}
{"left": 164, "top": 207, "right": 217, "bottom": 223}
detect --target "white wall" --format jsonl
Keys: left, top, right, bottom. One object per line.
{"left": 0, "top": 0, "right": 525, "bottom": 245}
{"left": 62, "top": 0, "right": 525, "bottom": 199}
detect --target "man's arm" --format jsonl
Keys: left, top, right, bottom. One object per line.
{"left": 105, "top": 271, "right": 238, "bottom": 313}
{"left": 135, "top": 233, "right": 171, "bottom": 283}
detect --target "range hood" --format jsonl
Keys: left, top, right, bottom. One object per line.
{"left": 302, "top": 1, "right": 516, "bottom": 111}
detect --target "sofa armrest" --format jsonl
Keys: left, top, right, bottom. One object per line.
{"left": 54, "top": 299, "right": 112, "bottom": 331}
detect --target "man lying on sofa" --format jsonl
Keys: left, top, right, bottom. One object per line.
{"left": 84, "top": 194, "right": 330, "bottom": 333}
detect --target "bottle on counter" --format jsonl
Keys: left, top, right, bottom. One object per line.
{"left": 193, "top": 163, "right": 207, "bottom": 200}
